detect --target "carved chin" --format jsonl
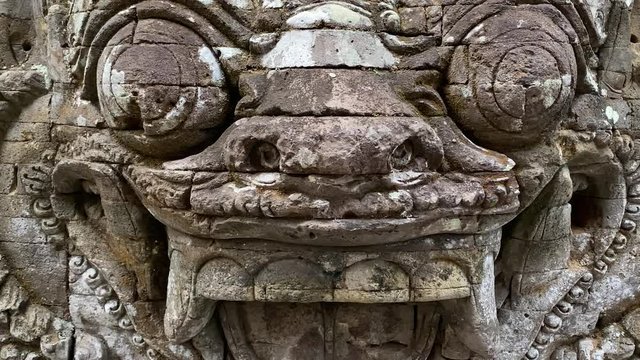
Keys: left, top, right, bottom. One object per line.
{"left": 125, "top": 166, "right": 520, "bottom": 245}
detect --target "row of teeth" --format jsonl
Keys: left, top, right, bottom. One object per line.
{"left": 192, "top": 179, "right": 518, "bottom": 218}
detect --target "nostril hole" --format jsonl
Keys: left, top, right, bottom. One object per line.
{"left": 21, "top": 40, "right": 32, "bottom": 52}
{"left": 390, "top": 140, "right": 414, "bottom": 170}
{"left": 250, "top": 141, "right": 280, "bottom": 170}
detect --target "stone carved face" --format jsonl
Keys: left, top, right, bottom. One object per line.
{"left": 2, "top": 0, "right": 632, "bottom": 359}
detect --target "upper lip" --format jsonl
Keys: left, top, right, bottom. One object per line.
{"left": 124, "top": 166, "right": 520, "bottom": 220}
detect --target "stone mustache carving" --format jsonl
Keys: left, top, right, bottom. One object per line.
{"left": 0, "top": 0, "right": 638, "bottom": 359}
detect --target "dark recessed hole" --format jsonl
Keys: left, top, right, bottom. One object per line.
{"left": 632, "top": 34, "right": 639, "bottom": 43}
{"left": 21, "top": 41, "right": 32, "bottom": 52}
{"left": 342, "top": 211, "right": 357, "bottom": 219}
{"left": 131, "top": 90, "right": 139, "bottom": 97}
{"left": 569, "top": 176, "right": 605, "bottom": 230}
{"left": 76, "top": 192, "right": 104, "bottom": 220}
{"left": 308, "top": 232, "right": 317, "bottom": 240}
{"left": 249, "top": 141, "right": 280, "bottom": 170}
{"left": 390, "top": 140, "right": 415, "bottom": 170}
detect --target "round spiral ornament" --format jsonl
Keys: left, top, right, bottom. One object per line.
{"left": 444, "top": 7, "right": 578, "bottom": 148}
{"left": 96, "top": 18, "right": 230, "bottom": 157}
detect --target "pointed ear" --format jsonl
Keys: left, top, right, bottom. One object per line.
{"left": 51, "top": 159, "right": 152, "bottom": 240}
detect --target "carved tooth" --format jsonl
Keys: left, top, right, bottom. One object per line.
{"left": 259, "top": 198, "right": 276, "bottom": 218}
{"left": 494, "top": 184, "right": 507, "bottom": 199}
{"left": 461, "top": 190, "right": 484, "bottom": 207}
{"left": 164, "top": 250, "right": 216, "bottom": 343}
{"left": 565, "top": 286, "right": 585, "bottom": 302}
{"left": 222, "top": 199, "right": 235, "bottom": 215}
{"left": 244, "top": 199, "right": 260, "bottom": 216}
{"left": 438, "top": 193, "right": 461, "bottom": 208}
{"left": 578, "top": 272, "right": 594, "bottom": 288}
{"left": 482, "top": 190, "right": 499, "bottom": 208}
{"left": 415, "top": 191, "right": 438, "bottom": 211}
{"left": 119, "top": 317, "right": 134, "bottom": 330}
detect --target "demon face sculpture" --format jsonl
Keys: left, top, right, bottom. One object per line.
{"left": 0, "top": 0, "right": 639, "bottom": 359}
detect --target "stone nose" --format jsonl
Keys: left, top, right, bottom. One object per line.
{"left": 222, "top": 116, "right": 444, "bottom": 174}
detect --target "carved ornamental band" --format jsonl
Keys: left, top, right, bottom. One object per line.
{"left": 0, "top": 0, "right": 639, "bottom": 359}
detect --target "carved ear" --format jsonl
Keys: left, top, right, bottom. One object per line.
{"left": 51, "top": 159, "right": 169, "bottom": 315}
{"left": 51, "top": 160, "right": 152, "bottom": 239}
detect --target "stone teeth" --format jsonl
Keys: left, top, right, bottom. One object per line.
{"left": 259, "top": 198, "right": 276, "bottom": 218}
{"left": 461, "top": 190, "right": 484, "bottom": 207}
{"left": 482, "top": 190, "right": 500, "bottom": 208}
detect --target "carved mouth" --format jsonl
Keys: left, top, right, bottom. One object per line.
{"left": 125, "top": 166, "right": 520, "bottom": 244}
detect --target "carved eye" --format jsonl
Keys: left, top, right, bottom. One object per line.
{"left": 444, "top": 9, "right": 577, "bottom": 148}
{"left": 96, "top": 18, "right": 230, "bottom": 156}
{"left": 390, "top": 140, "right": 414, "bottom": 170}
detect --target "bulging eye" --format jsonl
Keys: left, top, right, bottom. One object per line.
{"left": 96, "top": 18, "right": 230, "bottom": 157}
{"left": 443, "top": 8, "right": 577, "bottom": 149}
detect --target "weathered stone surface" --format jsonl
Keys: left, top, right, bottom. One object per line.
{"left": 0, "top": 0, "right": 638, "bottom": 359}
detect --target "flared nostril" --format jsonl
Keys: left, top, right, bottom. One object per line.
{"left": 390, "top": 140, "right": 414, "bottom": 170}
{"left": 250, "top": 141, "right": 280, "bottom": 170}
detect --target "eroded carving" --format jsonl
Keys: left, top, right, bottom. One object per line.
{"left": 0, "top": 0, "right": 639, "bottom": 359}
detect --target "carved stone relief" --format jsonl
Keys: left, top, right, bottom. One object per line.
{"left": 0, "top": 0, "right": 639, "bottom": 359}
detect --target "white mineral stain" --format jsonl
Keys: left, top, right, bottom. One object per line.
{"left": 109, "top": 69, "right": 126, "bottom": 98}
{"left": 30, "top": 64, "right": 50, "bottom": 86}
{"left": 161, "top": 96, "right": 188, "bottom": 130}
{"left": 255, "top": 173, "right": 279, "bottom": 185}
{"left": 263, "top": 0, "right": 284, "bottom": 8}
{"left": 76, "top": 115, "right": 88, "bottom": 127}
{"left": 540, "top": 78, "right": 562, "bottom": 108}
{"left": 286, "top": 4, "right": 373, "bottom": 30}
{"left": 216, "top": 47, "right": 246, "bottom": 60}
{"left": 605, "top": 106, "right": 620, "bottom": 123}
{"left": 198, "top": 46, "right": 225, "bottom": 86}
